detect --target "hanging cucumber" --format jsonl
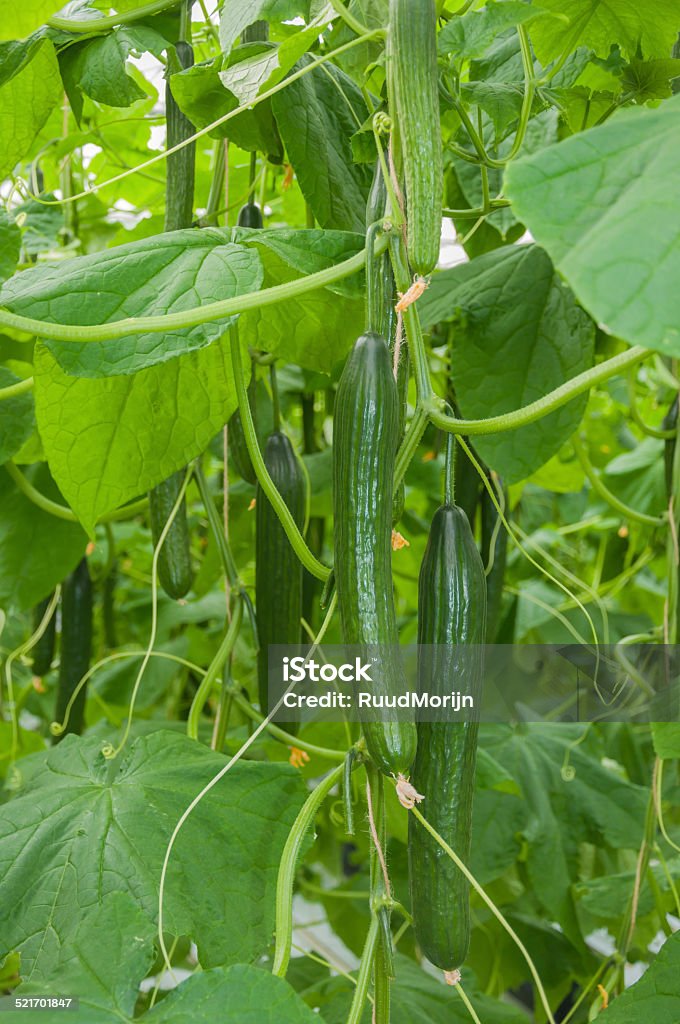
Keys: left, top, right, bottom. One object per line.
{"left": 481, "top": 474, "right": 508, "bottom": 644}
{"left": 229, "top": 371, "right": 259, "bottom": 485}
{"left": 53, "top": 558, "right": 93, "bottom": 740}
{"left": 333, "top": 332, "right": 417, "bottom": 776}
{"left": 31, "top": 594, "right": 57, "bottom": 677}
{"left": 408, "top": 497, "right": 486, "bottom": 972}
{"left": 256, "top": 429, "right": 306, "bottom": 728}
{"left": 147, "top": 36, "right": 195, "bottom": 599}
{"left": 237, "top": 202, "right": 263, "bottom": 228}
{"left": 387, "top": 0, "right": 442, "bottom": 276}
{"left": 301, "top": 391, "right": 326, "bottom": 632}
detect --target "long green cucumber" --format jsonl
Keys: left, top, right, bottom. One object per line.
{"left": 53, "top": 557, "right": 93, "bottom": 740}
{"left": 388, "top": 0, "right": 442, "bottom": 275}
{"left": 409, "top": 503, "right": 486, "bottom": 971}
{"left": 31, "top": 594, "right": 57, "bottom": 677}
{"left": 481, "top": 475, "right": 508, "bottom": 644}
{"left": 147, "top": 38, "right": 195, "bottom": 599}
{"left": 256, "top": 430, "right": 305, "bottom": 728}
{"left": 333, "top": 331, "right": 417, "bottom": 776}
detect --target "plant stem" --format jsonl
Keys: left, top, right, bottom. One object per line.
{"left": 572, "top": 434, "right": 664, "bottom": 527}
{"left": 228, "top": 689, "right": 346, "bottom": 762}
{"left": 272, "top": 762, "right": 346, "bottom": 977}
{"left": 388, "top": 236, "right": 432, "bottom": 401}
{"left": 329, "top": 0, "right": 374, "bottom": 36}
{"left": 429, "top": 346, "right": 648, "bottom": 437}
{"left": 0, "top": 238, "right": 387, "bottom": 342}
{"left": 394, "top": 405, "right": 429, "bottom": 490}
{"left": 48, "top": 0, "right": 179, "bottom": 32}
{"left": 187, "top": 600, "right": 244, "bottom": 741}
{"left": 230, "top": 329, "right": 331, "bottom": 581}
{"left": 3, "top": 461, "right": 148, "bottom": 525}
{"left": 0, "top": 376, "right": 33, "bottom": 401}
{"left": 347, "top": 916, "right": 380, "bottom": 1024}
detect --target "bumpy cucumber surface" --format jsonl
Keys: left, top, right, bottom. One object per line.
{"left": 388, "top": 0, "right": 442, "bottom": 275}
{"left": 54, "top": 558, "right": 93, "bottom": 740}
{"left": 149, "top": 472, "right": 193, "bottom": 600}
{"left": 32, "top": 594, "right": 57, "bottom": 677}
{"left": 408, "top": 504, "right": 486, "bottom": 971}
{"left": 333, "top": 331, "right": 417, "bottom": 776}
{"left": 256, "top": 431, "right": 305, "bottom": 725}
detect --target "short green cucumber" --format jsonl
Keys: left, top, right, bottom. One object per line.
{"left": 149, "top": 472, "right": 193, "bottom": 600}
{"left": 408, "top": 503, "right": 486, "bottom": 971}
{"left": 31, "top": 594, "right": 57, "bottom": 677}
{"left": 388, "top": 0, "right": 442, "bottom": 275}
{"left": 237, "top": 202, "right": 264, "bottom": 228}
{"left": 256, "top": 430, "right": 305, "bottom": 727}
{"left": 54, "top": 558, "right": 93, "bottom": 740}
{"left": 333, "top": 332, "right": 417, "bottom": 776}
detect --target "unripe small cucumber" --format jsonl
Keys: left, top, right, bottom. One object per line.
{"left": 149, "top": 472, "right": 193, "bottom": 600}
{"left": 54, "top": 558, "right": 93, "bottom": 740}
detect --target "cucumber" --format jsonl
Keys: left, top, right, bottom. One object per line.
{"left": 388, "top": 0, "right": 442, "bottom": 275}
{"left": 31, "top": 594, "right": 56, "bottom": 677}
{"left": 237, "top": 202, "right": 264, "bottom": 228}
{"left": 481, "top": 476, "right": 508, "bottom": 644}
{"left": 301, "top": 391, "right": 326, "bottom": 632}
{"left": 149, "top": 472, "right": 193, "bottom": 599}
{"left": 53, "top": 558, "right": 93, "bottom": 740}
{"left": 333, "top": 332, "right": 417, "bottom": 776}
{"left": 256, "top": 430, "right": 305, "bottom": 726}
{"left": 229, "top": 373, "right": 258, "bottom": 485}
{"left": 147, "top": 38, "right": 195, "bottom": 599}
{"left": 408, "top": 503, "right": 486, "bottom": 971}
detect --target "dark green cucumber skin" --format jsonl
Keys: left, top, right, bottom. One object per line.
{"left": 53, "top": 558, "right": 93, "bottom": 741}
{"left": 147, "top": 39, "right": 195, "bottom": 599}
{"left": 409, "top": 504, "right": 486, "bottom": 971}
{"left": 481, "top": 478, "right": 508, "bottom": 644}
{"left": 229, "top": 374, "right": 258, "bottom": 484}
{"left": 237, "top": 203, "right": 264, "bottom": 228}
{"left": 663, "top": 396, "right": 678, "bottom": 499}
{"left": 333, "top": 332, "right": 417, "bottom": 776}
{"left": 256, "top": 431, "right": 305, "bottom": 726}
{"left": 32, "top": 594, "right": 56, "bottom": 677}
{"left": 149, "top": 472, "right": 193, "bottom": 600}
{"left": 388, "top": 0, "right": 442, "bottom": 275}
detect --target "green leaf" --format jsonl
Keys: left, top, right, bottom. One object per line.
{"left": 271, "top": 57, "right": 373, "bottom": 232}
{"left": 0, "top": 462, "right": 87, "bottom": 611}
{"left": 33, "top": 335, "right": 242, "bottom": 532}
{"left": 485, "top": 724, "right": 648, "bottom": 946}
{"left": 438, "top": 2, "right": 550, "bottom": 61}
{"left": 420, "top": 245, "right": 595, "bottom": 482}
{"left": 219, "top": 0, "right": 311, "bottom": 54}
{"left": 0, "top": 368, "right": 35, "bottom": 466}
{"left": 59, "top": 25, "right": 169, "bottom": 116}
{"left": 0, "top": 732, "right": 307, "bottom": 980}
{"left": 620, "top": 58, "right": 680, "bottom": 102}
{"left": 170, "top": 55, "right": 283, "bottom": 156}
{"left": 504, "top": 97, "right": 680, "bottom": 358}
{"left": 651, "top": 722, "right": 680, "bottom": 759}
{"left": 0, "top": 37, "right": 61, "bottom": 179}
{"left": 1, "top": 234, "right": 264, "bottom": 377}
{"left": 601, "top": 933, "right": 680, "bottom": 1023}
{"left": 17, "top": 891, "right": 319, "bottom": 1024}
{"left": 530, "top": 0, "right": 680, "bottom": 63}
{"left": 461, "top": 80, "right": 524, "bottom": 135}
{"left": 0, "top": 0, "right": 65, "bottom": 41}
{"left": 0, "top": 209, "right": 21, "bottom": 286}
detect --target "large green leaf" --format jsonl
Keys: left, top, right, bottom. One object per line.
{"left": 0, "top": 462, "right": 87, "bottom": 611}
{"left": 16, "top": 892, "right": 319, "bottom": 1023}
{"left": 1, "top": 228, "right": 364, "bottom": 378}
{"left": 33, "top": 334, "right": 241, "bottom": 532}
{"left": 420, "top": 245, "right": 595, "bottom": 482}
{"left": 0, "top": 36, "right": 61, "bottom": 178}
{"left": 272, "top": 57, "right": 372, "bottom": 232}
{"left": 0, "top": 208, "right": 20, "bottom": 284}
{"left": 531, "top": 0, "right": 679, "bottom": 63}
{"left": 0, "top": 732, "right": 307, "bottom": 981}
{"left": 504, "top": 96, "right": 680, "bottom": 357}
{"left": 1, "top": 234, "right": 264, "bottom": 377}
{"left": 651, "top": 722, "right": 680, "bottom": 759}
{"left": 0, "top": 368, "right": 34, "bottom": 465}
{"left": 0, "top": 0, "right": 64, "bottom": 41}
{"left": 219, "top": 0, "right": 311, "bottom": 54}
{"left": 485, "top": 724, "right": 648, "bottom": 946}
{"left": 602, "top": 933, "right": 680, "bottom": 1022}
{"left": 438, "top": 2, "right": 549, "bottom": 62}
